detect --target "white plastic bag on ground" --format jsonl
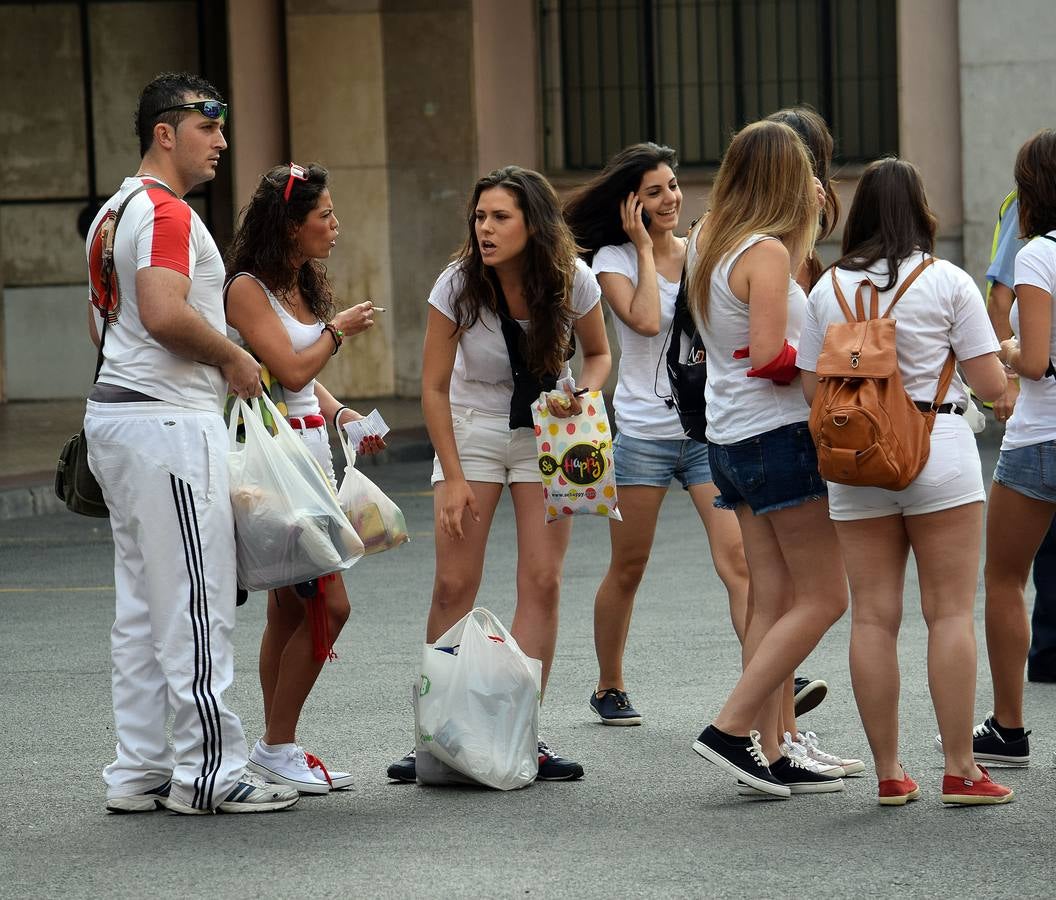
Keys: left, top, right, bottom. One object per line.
{"left": 228, "top": 397, "right": 363, "bottom": 591}
{"left": 414, "top": 608, "right": 541, "bottom": 790}
{"left": 336, "top": 424, "right": 409, "bottom": 555}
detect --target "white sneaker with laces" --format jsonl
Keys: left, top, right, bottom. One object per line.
{"left": 247, "top": 740, "right": 331, "bottom": 794}
{"left": 305, "top": 751, "right": 354, "bottom": 790}
{"left": 737, "top": 734, "right": 844, "bottom": 795}
{"left": 798, "top": 731, "right": 865, "bottom": 776}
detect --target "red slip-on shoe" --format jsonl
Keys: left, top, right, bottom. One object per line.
{"left": 878, "top": 770, "right": 920, "bottom": 806}
{"left": 941, "top": 765, "right": 1014, "bottom": 805}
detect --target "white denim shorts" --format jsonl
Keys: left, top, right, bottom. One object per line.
{"left": 430, "top": 406, "right": 540, "bottom": 485}
{"left": 290, "top": 417, "right": 338, "bottom": 490}
{"left": 827, "top": 413, "right": 986, "bottom": 521}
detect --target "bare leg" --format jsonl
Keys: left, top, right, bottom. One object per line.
{"left": 833, "top": 515, "right": 909, "bottom": 782}
{"left": 509, "top": 481, "right": 574, "bottom": 694}
{"left": 592, "top": 486, "right": 667, "bottom": 692}
{"left": 983, "top": 483, "right": 1055, "bottom": 728}
{"left": 260, "top": 588, "right": 304, "bottom": 728}
{"left": 713, "top": 499, "right": 847, "bottom": 761}
{"left": 688, "top": 483, "right": 750, "bottom": 641}
{"left": 263, "top": 575, "right": 352, "bottom": 745}
{"left": 425, "top": 481, "right": 503, "bottom": 642}
{"left": 907, "top": 502, "right": 989, "bottom": 779}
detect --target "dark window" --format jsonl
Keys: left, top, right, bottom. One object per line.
{"left": 540, "top": 0, "right": 898, "bottom": 170}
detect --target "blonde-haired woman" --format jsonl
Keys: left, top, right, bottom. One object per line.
{"left": 688, "top": 120, "right": 848, "bottom": 798}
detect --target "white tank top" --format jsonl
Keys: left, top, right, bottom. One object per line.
{"left": 688, "top": 230, "right": 810, "bottom": 445}
{"left": 227, "top": 272, "right": 322, "bottom": 417}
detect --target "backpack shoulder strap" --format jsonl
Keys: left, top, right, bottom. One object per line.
{"left": 881, "top": 255, "right": 936, "bottom": 318}
{"left": 830, "top": 267, "right": 857, "bottom": 323}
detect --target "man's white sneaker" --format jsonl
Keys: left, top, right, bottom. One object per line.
{"left": 305, "top": 751, "right": 354, "bottom": 791}
{"left": 247, "top": 740, "right": 331, "bottom": 794}
{"left": 798, "top": 731, "right": 866, "bottom": 777}
{"left": 105, "top": 780, "right": 171, "bottom": 814}
{"left": 164, "top": 773, "right": 299, "bottom": 814}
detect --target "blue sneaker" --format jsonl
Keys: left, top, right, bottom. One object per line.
{"left": 537, "top": 740, "right": 584, "bottom": 781}
{"left": 105, "top": 780, "right": 171, "bottom": 814}
{"left": 590, "top": 688, "right": 642, "bottom": 726}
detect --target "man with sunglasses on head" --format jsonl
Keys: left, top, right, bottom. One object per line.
{"left": 83, "top": 72, "right": 298, "bottom": 816}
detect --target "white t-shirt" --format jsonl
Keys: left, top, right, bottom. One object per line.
{"left": 593, "top": 242, "right": 687, "bottom": 440}
{"left": 86, "top": 176, "right": 227, "bottom": 413}
{"left": 799, "top": 253, "right": 999, "bottom": 415}
{"left": 1006, "top": 232, "right": 1056, "bottom": 449}
{"left": 688, "top": 231, "right": 810, "bottom": 445}
{"left": 226, "top": 273, "right": 322, "bottom": 418}
{"left": 427, "top": 258, "right": 601, "bottom": 417}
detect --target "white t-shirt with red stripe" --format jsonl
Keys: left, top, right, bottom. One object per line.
{"left": 86, "top": 176, "right": 227, "bottom": 412}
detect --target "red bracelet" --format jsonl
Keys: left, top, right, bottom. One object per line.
{"left": 322, "top": 323, "right": 343, "bottom": 355}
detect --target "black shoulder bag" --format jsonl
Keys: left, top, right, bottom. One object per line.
{"left": 491, "top": 279, "right": 576, "bottom": 430}
{"left": 657, "top": 261, "right": 709, "bottom": 443}
{"left": 55, "top": 181, "right": 176, "bottom": 516}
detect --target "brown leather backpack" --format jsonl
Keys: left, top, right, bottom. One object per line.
{"left": 808, "top": 256, "right": 955, "bottom": 491}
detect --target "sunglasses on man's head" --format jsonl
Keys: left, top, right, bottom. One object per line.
{"left": 284, "top": 163, "right": 308, "bottom": 203}
{"left": 153, "top": 99, "right": 228, "bottom": 126}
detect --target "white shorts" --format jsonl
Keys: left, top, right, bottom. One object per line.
{"left": 290, "top": 418, "right": 338, "bottom": 489}
{"left": 431, "top": 406, "right": 540, "bottom": 485}
{"left": 827, "top": 414, "right": 986, "bottom": 521}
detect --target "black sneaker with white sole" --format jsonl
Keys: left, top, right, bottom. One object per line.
{"left": 934, "top": 712, "right": 1031, "bottom": 766}
{"left": 537, "top": 740, "right": 584, "bottom": 781}
{"left": 386, "top": 749, "right": 417, "bottom": 782}
{"left": 793, "top": 676, "right": 828, "bottom": 717}
{"left": 693, "top": 725, "right": 790, "bottom": 798}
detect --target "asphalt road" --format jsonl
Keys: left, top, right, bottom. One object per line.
{"left": 2, "top": 434, "right": 1055, "bottom": 899}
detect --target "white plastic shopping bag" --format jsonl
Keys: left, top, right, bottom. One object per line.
{"left": 336, "top": 424, "right": 409, "bottom": 555}
{"left": 228, "top": 397, "right": 364, "bottom": 591}
{"left": 414, "top": 608, "right": 542, "bottom": 790}
{"left": 532, "top": 390, "right": 622, "bottom": 523}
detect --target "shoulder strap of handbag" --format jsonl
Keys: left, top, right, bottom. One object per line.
{"left": 1037, "top": 236, "right": 1056, "bottom": 377}
{"left": 490, "top": 275, "right": 575, "bottom": 384}
{"left": 655, "top": 230, "right": 698, "bottom": 404}
{"left": 829, "top": 255, "right": 955, "bottom": 409}
{"left": 91, "top": 179, "right": 179, "bottom": 384}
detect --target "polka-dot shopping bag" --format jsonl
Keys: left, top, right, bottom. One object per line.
{"left": 532, "top": 391, "right": 622, "bottom": 523}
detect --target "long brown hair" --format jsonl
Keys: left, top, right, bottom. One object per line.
{"left": 563, "top": 142, "right": 678, "bottom": 260}
{"left": 451, "top": 166, "right": 578, "bottom": 378}
{"left": 226, "top": 163, "right": 336, "bottom": 322}
{"left": 1015, "top": 129, "right": 1056, "bottom": 238}
{"left": 688, "top": 120, "right": 816, "bottom": 325}
{"left": 833, "top": 157, "right": 936, "bottom": 292}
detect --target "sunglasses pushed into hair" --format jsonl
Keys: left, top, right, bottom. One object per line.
{"left": 283, "top": 162, "right": 308, "bottom": 203}
{"left": 153, "top": 99, "right": 228, "bottom": 126}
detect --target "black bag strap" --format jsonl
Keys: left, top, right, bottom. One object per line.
{"left": 1038, "top": 236, "right": 1056, "bottom": 377}
{"left": 489, "top": 276, "right": 574, "bottom": 385}
{"left": 655, "top": 232, "right": 699, "bottom": 405}
{"left": 92, "top": 180, "right": 179, "bottom": 383}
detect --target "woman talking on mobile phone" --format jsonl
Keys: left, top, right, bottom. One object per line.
{"left": 564, "top": 143, "right": 748, "bottom": 727}
{"left": 386, "top": 166, "right": 611, "bottom": 783}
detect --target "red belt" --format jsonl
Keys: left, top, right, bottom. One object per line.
{"left": 288, "top": 414, "right": 326, "bottom": 430}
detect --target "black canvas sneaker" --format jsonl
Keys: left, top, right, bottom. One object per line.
{"left": 934, "top": 712, "right": 1030, "bottom": 766}
{"left": 693, "top": 726, "right": 791, "bottom": 798}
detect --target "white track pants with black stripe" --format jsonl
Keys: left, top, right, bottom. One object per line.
{"left": 85, "top": 400, "right": 248, "bottom": 810}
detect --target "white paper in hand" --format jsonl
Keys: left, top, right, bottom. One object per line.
{"left": 342, "top": 409, "right": 390, "bottom": 449}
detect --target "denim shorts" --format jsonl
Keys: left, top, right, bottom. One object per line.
{"left": 707, "top": 420, "right": 827, "bottom": 515}
{"left": 993, "top": 440, "right": 1056, "bottom": 504}
{"left": 613, "top": 431, "right": 712, "bottom": 490}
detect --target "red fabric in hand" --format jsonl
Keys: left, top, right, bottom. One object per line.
{"left": 744, "top": 340, "right": 798, "bottom": 385}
